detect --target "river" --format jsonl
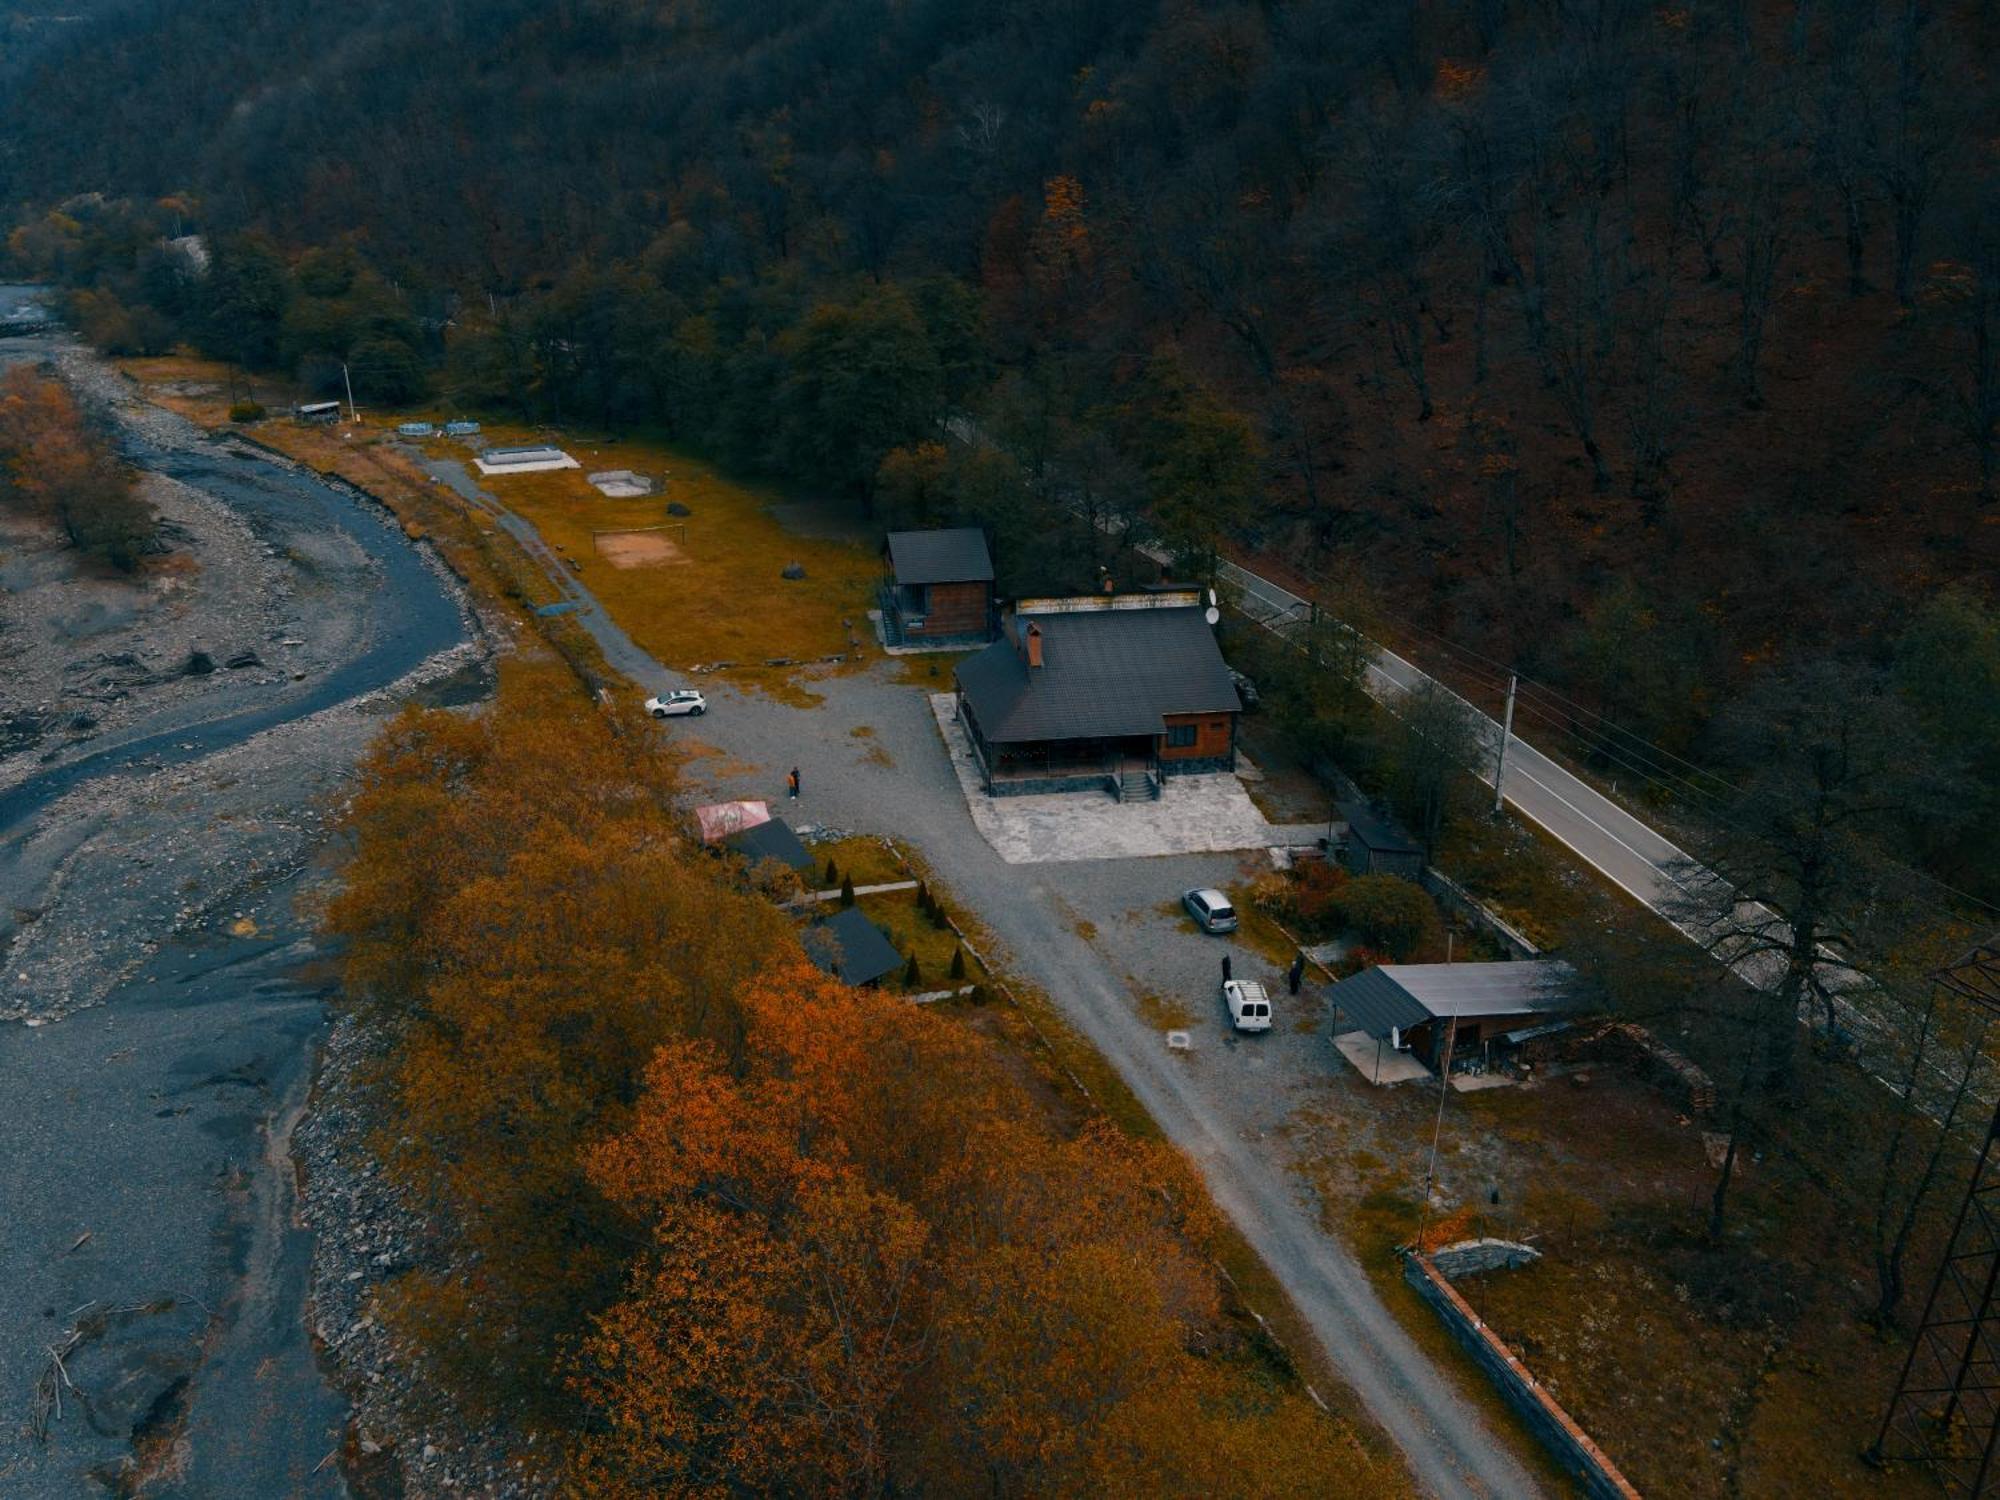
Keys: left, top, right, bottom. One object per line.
{"left": 0, "top": 300, "right": 469, "bottom": 1497}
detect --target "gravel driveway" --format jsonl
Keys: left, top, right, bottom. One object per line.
{"left": 678, "top": 667, "right": 1544, "bottom": 1500}
{"left": 374, "top": 457, "right": 1548, "bottom": 1499}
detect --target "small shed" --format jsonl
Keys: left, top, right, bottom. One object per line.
{"left": 809, "top": 906, "right": 904, "bottom": 988}
{"left": 1339, "top": 801, "right": 1426, "bottom": 879}
{"left": 883, "top": 528, "right": 996, "bottom": 645}
{"left": 294, "top": 400, "right": 341, "bottom": 425}
{"left": 1328, "top": 961, "right": 1574, "bottom": 1072}
{"left": 723, "top": 816, "right": 814, "bottom": 874}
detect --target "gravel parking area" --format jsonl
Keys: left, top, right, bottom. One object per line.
{"left": 394, "top": 468, "right": 1547, "bottom": 1499}
{"left": 660, "top": 664, "right": 1542, "bottom": 1499}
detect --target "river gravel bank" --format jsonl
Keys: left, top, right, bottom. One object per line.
{"left": 0, "top": 322, "right": 478, "bottom": 1498}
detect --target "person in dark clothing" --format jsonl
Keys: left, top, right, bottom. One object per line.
{"left": 787, "top": 767, "right": 800, "bottom": 800}
{"left": 1221, "top": 953, "right": 1232, "bottom": 983}
{"left": 1288, "top": 952, "right": 1305, "bottom": 996}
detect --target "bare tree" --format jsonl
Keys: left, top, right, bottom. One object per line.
{"left": 1876, "top": 0, "right": 1961, "bottom": 308}
{"left": 1666, "top": 660, "right": 1962, "bottom": 1096}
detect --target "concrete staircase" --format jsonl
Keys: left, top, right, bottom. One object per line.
{"left": 876, "top": 589, "right": 907, "bottom": 648}
{"left": 1115, "top": 766, "right": 1160, "bottom": 802}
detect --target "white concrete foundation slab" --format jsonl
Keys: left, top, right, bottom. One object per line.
{"left": 928, "top": 693, "right": 1293, "bottom": 864}
{"left": 587, "top": 468, "right": 652, "bottom": 497}
{"left": 475, "top": 447, "right": 579, "bottom": 475}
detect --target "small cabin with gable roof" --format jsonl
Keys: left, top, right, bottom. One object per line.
{"left": 882, "top": 528, "right": 996, "bottom": 646}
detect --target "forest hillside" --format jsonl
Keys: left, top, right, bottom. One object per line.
{"left": 4, "top": 0, "right": 1997, "bottom": 898}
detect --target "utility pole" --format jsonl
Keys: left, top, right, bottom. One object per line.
{"left": 341, "top": 362, "right": 359, "bottom": 424}
{"left": 1492, "top": 673, "right": 1518, "bottom": 815}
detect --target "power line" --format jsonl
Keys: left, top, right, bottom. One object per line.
{"left": 1358, "top": 597, "right": 1743, "bottom": 798}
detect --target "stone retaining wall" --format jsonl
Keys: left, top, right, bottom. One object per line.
{"left": 1421, "top": 867, "right": 1542, "bottom": 960}
{"left": 1402, "top": 1252, "right": 1642, "bottom": 1500}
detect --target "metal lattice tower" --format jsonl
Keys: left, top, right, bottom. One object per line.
{"left": 1873, "top": 938, "right": 2000, "bottom": 1496}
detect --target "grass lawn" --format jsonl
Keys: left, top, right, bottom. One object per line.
{"left": 890, "top": 649, "right": 978, "bottom": 689}
{"left": 470, "top": 430, "right": 881, "bottom": 698}
{"left": 118, "top": 358, "right": 886, "bottom": 702}
{"left": 809, "top": 835, "right": 906, "bottom": 890}
{"left": 1296, "top": 1047, "right": 1939, "bottom": 1500}
{"left": 863, "top": 889, "right": 981, "bottom": 992}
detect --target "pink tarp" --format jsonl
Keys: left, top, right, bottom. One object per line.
{"left": 694, "top": 800, "right": 771, "bottom": 844}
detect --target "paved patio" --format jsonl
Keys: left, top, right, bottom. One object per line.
{"left": 928, "top": 694, "right": 1312, "bottom": 864}
{"left": 1333, "top": 1029, "right": 1434, "bottom": 1086}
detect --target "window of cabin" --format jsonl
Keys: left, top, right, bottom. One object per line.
{"left": 1167, "top": 723, "right": 1198, "bottom": 748}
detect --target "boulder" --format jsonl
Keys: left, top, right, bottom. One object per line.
{"left": 1430, "top": 1238, "right": 1541, "bottom": 1280}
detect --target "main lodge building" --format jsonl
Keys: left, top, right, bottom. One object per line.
{"left": 953, "top": 590, "right": 1242, "bottom": 800}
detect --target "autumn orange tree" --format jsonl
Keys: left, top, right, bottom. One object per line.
{"left": 571, "top": 960, "right": 1377, "bottom": 1497}
{"left": 331, "top": 662, "right": 1384, "bottom": 1491}
{"left": 0, "top": 366, "right": 156, "bottom": 569}
{"left": 325, "top": 660, "right": 793, "bottom": 1411}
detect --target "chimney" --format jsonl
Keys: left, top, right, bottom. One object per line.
{"left": 1024, "top": 621, "right": 1044, "bottom": 669}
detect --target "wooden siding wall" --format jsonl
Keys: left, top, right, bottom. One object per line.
{"left": 1159, "top": 711, "right": 1235, "bottom": 761}
{"left": 908, "top": 579, "right": 991, "bottom": 638}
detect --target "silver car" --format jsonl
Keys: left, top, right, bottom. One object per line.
{"left": 1183, "top": 887, "right": 1238, "bottom": 933}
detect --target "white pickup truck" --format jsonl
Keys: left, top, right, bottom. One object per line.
{"left": 1222, "top": 979, "right": 1272, "bottom": 1033}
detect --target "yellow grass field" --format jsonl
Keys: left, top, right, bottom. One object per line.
{"left": 115, "top": 357, "right": 885, "bottom": 701}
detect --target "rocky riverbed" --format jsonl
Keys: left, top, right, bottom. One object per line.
{"left": 0, "top": 316, "right": 481, "bottom": 1498}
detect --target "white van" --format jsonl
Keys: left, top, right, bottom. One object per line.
{"left": 1223, "top": 979, "right": 1272, "bottom": 1033}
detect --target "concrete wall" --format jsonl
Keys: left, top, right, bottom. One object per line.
{"left": 1161, "top": 752, "right": 1234, "bottom": 778}
{"left": 1402, "top": 1253, "right": 1642, "bottom": 1500}
{"left": 987, "top": 770, "right": 1113, "bottom": 798}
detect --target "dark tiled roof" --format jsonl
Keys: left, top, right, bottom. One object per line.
{"left": 723, "top": 816, "right": 815, "bottom": 873}
{"left": 808, "top": 906, "right": 904, "bottom": 988}
{"left": 887, "top": 528, "right": 994, "bottom": 585}
{"left": 1329, "top": 961, "right": 1574, "bottom": 1039}
{"left": 1340, "top": 801, "right": 1424, "bottom": 856}
{"left": 955, "top": 605, "right": 1240, "bottom": 744}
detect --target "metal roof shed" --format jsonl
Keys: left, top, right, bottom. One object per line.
{"left": 1328, "top": 961, "right": 1575, "bottom": 1041}
{"left": 723, "top": 816, "right": 815, "bottom": 873}
{"left": 809, "top": 907, "right": 904, "bottom": 988}
{"left": 887, "top": 527, "right": 995, "bottom": 585}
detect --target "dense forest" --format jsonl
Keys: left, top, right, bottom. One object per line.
{"left": 3, "top": 0, "right": 1997, "bottom": 900}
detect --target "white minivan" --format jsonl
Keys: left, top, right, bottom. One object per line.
{"left": 1223, "top": 979, "right": 1272, "bottom": 1033}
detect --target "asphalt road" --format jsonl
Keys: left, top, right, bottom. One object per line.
{"left": 1219, "top": 557, "right": 1809, "bottom": 989}
{"left": 450, "top": 468, "right": 1545, "bottom": 1499}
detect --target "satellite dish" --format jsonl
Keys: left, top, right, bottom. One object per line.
{"left": 1204, "top": 605, "right": 1221, "bottom": 625}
